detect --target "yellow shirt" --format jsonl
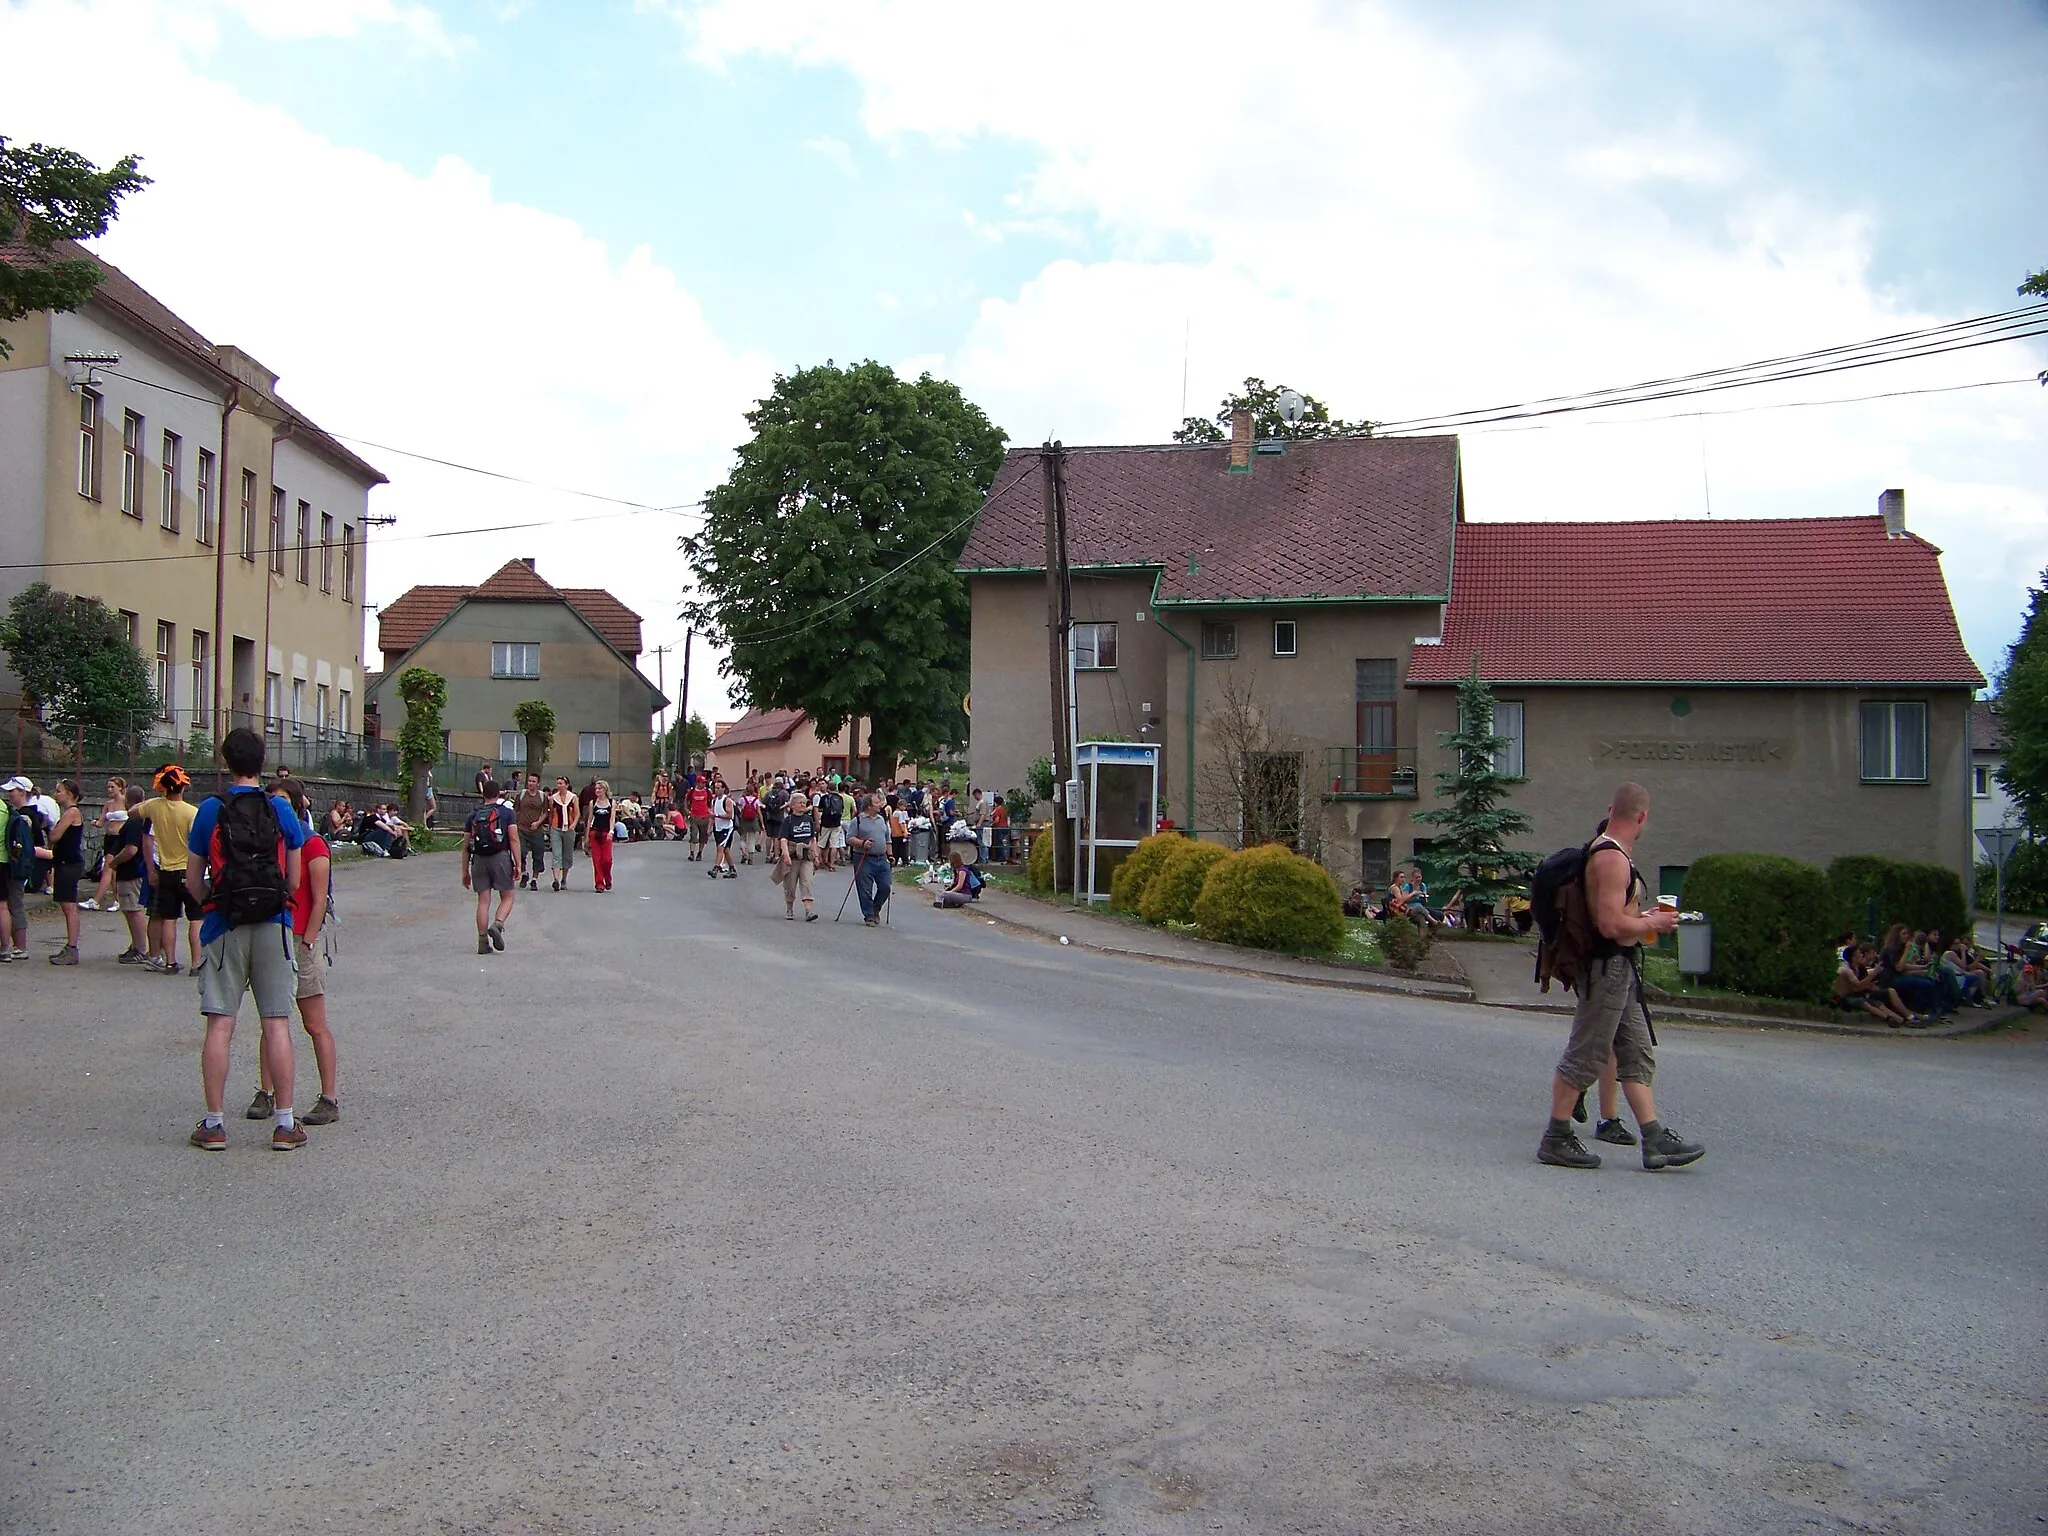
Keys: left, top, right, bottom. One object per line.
{"left": 137, "top": 795, "right": 199, "bottom": 872}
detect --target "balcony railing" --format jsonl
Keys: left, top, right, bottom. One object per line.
{"left": 1322, "top": 745, "right": 1419, "bottom": 799}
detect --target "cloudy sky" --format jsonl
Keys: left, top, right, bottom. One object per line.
{"left": 5, "top": 0, "right": 2044, "bottom": 721}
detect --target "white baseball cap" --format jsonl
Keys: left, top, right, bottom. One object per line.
{"left": 1, "top": 775, "right": 32, "bottom": 792}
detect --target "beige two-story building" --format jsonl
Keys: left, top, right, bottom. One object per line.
{"left": 369, "top": 558, "right": 666, "bottom": 792}
{"left": 0, "top": 241, "right": 384, "bottom": 755}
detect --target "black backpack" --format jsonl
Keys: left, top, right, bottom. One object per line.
{"left": 206, "top": 792, "right": 289, "bottom": 929}
{"left": 467, "top": 803, "right": 512, "bottom": 857}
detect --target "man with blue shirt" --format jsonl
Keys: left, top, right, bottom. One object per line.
{"left": 184, "top": 728, "right": 307, "bottom": 1153}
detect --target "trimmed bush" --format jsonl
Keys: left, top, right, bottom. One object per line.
{"left": 1681, "top": 853, "right": 1836, "bottom": 1002}
{"left": 1027, "top": 824, "right": 1057, "bottom": 892}
{"left": 1376, "top": 915, "right": 1435, "bottom": 972}
{"left": 1193, "top": 843, "right": 1346, "bottom": 953}
{"left": 1139, "top": 839, "right": 1232, "bottom": 925}
{"left": 1109, "top": 832, "right": 1186, "bottom": 913}
{"left": 1828, "top": 855, "right": 1969, "bottom": 941}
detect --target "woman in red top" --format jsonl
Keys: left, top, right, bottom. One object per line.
{"left": 248, "top": 779, "right": 340, "bottom": 1124}
{"left": 684, "top": 778, "right": 713, "bottom": 862}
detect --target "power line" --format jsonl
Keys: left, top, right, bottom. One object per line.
{"left": 1452, "top": 375, "right": 2042, "bottom": 435}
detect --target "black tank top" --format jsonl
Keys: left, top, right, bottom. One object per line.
{"left": 53, "top": 816, "right": 84, "bottom": 865}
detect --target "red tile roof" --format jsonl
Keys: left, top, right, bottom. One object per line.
{"left": 377, "top": 561, "right": 645, "bottom": 660}
{"left": 1408, "top": 516, "right": 1983, "bottom": 687}
{"left": 708, "top": 707, "right": 808, "bottom": 752}
{"left": 958, "top": 437, "right": 1460, "bottom": 603}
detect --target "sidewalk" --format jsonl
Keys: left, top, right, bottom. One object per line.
{"left": 975, "top": 887, "right": 1472, "bottom": 1002}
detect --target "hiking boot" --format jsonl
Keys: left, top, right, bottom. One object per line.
{"left": 1537, "top": 1127, "right": 1601, "bottom": 1169}
{"left": 270, "top": 1121, "right": 308, "bottom": 1151}
{"left": 477, "top": 934, "right": 492, "bottom": 955}
{"left": 1594, "top": 1118, "right": 1638, "bottom": 1147}
{"left": 190, "top": 1119, "right": 226, "bottom": 1151}
{"left": 49, "top": 945, "right": 78, "bottom": 965}
{"left": 489, "top": 923, "right": 505, "bottom": 952}
{"left": 1641, "top": 1126, "right": 1704, "bottom": 1170}
{"left": 301, "top": 1096, "right": 340, "bottom": 1126}
{"left": 245, "top": 1089, "right": 276, "bottom": 1121}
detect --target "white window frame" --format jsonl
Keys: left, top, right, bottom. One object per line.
{"left": 315, "top": 683, "right": 330, "bottom": 739}
{"left": 195, "top": 448, "right": 215, "bottom": 545}
{"left": 190, "top": 630, "right": 210, "bottom": 724}
{"left": 1073, "top": 621, "right": 1117, "bottom": 670}
{"left": 120, "top": 410, "right": 143, "bottom": 517}
{"left": 577, "top": 731, "right": 611, "bottom": 768}
{"left": 1973, "top": 764, "right": 1990, "bottom": 798}
{"left": 499, "top": 731, "right": 528, "bottom": 766}
{"left": 76, "top": 389, "right": 101, "bottom": 498}
{"left": 118, "top": 609, "right": 139, "bottom": 649}
{"left": 154, "top": 621, "right": 175, "bottom": 720}
{"left": 295, "top": 500, "right": 311, "bottom": 585}
{"left": 160, "top": 430, "right": 181, "bottom": 531}
{"left": 269, "top": 488, "right": 286, "bottom": 575}
{"left": 264, "top": 672, "right": 281, "bottom": 736}
{"left": 1492, "top": 700, "right": 1526, "bottom": 780}
{"left": 240, "top": 471, "right": 258, "bottom": 562}
{"left": 338, "top": 689, "right": 351, "bottom": 737}
{"left": 291, "top": 678, "right": 305, "bottom": 739}
{"left": 1860, "top": 700, "right": 1928, "bottom": 784}
{"left": 341, "top": 524, "right": 356, "bottom": 602}
{"left": 1273, "top": 619, "right": 1298, "bottom": 657}
{"left": 319, "top": 511, "right": 334, "bottom": 593}
{"left": 492, "top": 641, "right": 541, "bottom": 679}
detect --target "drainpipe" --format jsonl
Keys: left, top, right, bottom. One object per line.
{"left": 209, "top": 381, "right": 241, "bottom": 788}
{"left": 262, "top": 419, "right": 296, "bottom": 753}
{"left": 1150, "top": 581, "right": 1197, "bottom": 832}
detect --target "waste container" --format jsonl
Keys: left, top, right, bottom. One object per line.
{"left": 908, "top": 826, "right": 931, "bottom": 864}
{"left": 1677, "top": 915, "right": 1712, "bottom": 976}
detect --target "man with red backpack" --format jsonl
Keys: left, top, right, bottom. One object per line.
{"left": 462, "top": 778, "right": 522, "bottom": 954}
{"left": 1533, "top": 781, "right": 1704, "bottom": 1173}
{"left": 185, "top": 728, "right": 307, "bottom": 1152}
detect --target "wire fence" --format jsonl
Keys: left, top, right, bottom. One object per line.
{"left": 2, "top": 697, "right": 492, "bottom": 794}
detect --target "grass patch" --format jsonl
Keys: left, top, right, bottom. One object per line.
{"left": 1639, "top": 947, "right": 1769, "bottom": 1003}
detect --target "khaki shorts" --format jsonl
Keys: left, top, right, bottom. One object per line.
{"left": 1556, "top": 953, "right": 1656, "bottom": 1089}
{"left": 197, "top": 924, "right": 299, "bottom": 1021}
{"left": 113, "top": 877, "right": 143, "bottom": 913}
{"left": 294, "top": 934, "right": 326, "bottom": 1000}
{"left": 469, "top": 851, "right": 516, "bottom": 893}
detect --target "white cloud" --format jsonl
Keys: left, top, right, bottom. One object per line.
{"left": 803, "top": 135, "right": 857, "bottom": 176}
{"left": 171, "top": 0, "right": 468, "bottom": 55}
{"left": 680, "top": 0, "right": 2048, "bottom": 676}
{"left": 1, "top": 0, "right": 773, "bottom": 720}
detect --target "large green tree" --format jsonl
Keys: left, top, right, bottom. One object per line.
{"left": 1412, "top": 661, "right": 1537, "bottom": 905}
{"left": 0, "top": 582, "right": 158, "bottom": 731}
{"left": 655, "top": 712, "right": 711, "bottom": 770}
{"left": 0, "top": 136, "right": 150, "bottom": 359}
{"left": 1173, "top": 375, "right": 1376, "bottom": 443}
{"left": 1996, "top": 566, "right": 2048, "bottom": 837}
{"left": 684, "top": 361, "right": 1006, "bottom": 769}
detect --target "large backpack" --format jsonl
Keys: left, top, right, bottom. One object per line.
{"left": 739, "top": 794, "right": 760, "bottom": 823}
{"left": 467, "top": 802, "right": 512, "bottom": 857}
{"left": 205, "top": 791, "right": 289, "bottom": 929}
{"left": 1530, "top": 840, "right": 1598, "bottom": 993}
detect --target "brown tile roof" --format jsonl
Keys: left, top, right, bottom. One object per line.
{"left": 708, "top": 708, "right": 808, "bottom": 752}
{"left": 958, "top": 437, "right": 1460, "bottom": 603}
{"left": 376, "top": 562, "right": 645, "bottom": 661}
{"left": 1973, "top": 700, "right": 2005, "bottom": 753}
{"left": 2, "top": 238, "right": 386, "bottom": 487}
{"left": 1408, "top": 516, "right": 1984, "bottom": 687}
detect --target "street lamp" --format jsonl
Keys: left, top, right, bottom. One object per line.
{"left": 1977, "top": 825, "right": 2023, "bottom": 958}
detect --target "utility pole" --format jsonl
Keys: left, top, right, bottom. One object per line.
{"left": 651, "top": 643, "right": 674, "bottom": 775}
{"left": 1041, "top": 441, "right": 1073, "bottom": 892}
{"left": 677, "top": 628, "right": 694, "bottom": 772}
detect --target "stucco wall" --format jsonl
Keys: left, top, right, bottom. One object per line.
{"left": 372, "top": 598, "right": 659, "bottom": 792}
{"left": 1411, "top": 684, "right": 1976, "bottom": 884}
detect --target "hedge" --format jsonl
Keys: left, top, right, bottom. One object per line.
{"left": 1975, "top": 839, "right": 2048, "bottom": 916}
{"left": 1139, "top": 839, "right": 1232, "bottom": 925}
{"left": 1109, "top": 832, "right": 1185, "bottom": 913}
{"left": 1681, "top": 853, "right": 1837, "bottom": 1003}
{"left": 1827, "top": 855, "right": 1969, "bottom": 941}
{"left": 1193, "top": 843, "right": 1346, "bottom": 953}
{"left": 1027, "top": 825, "right": 1062, "bottom": 892}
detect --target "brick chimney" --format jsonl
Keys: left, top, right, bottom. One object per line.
{"left": 1879, "top": 488, "right": 1905, "bottom": 538}
{"left": 1228, "top": 407, "right": 1255, "bottom": 472}
{"left": 521, "top": 557, "right": 537, "bottom": 570}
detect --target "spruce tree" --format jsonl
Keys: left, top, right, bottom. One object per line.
{"left": 1412, "top": 660, "right": 1536, "bottom": 905}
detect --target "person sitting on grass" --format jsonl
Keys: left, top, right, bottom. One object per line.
{"left": 326, "top": 801, "right": 355, "bottom": 840}
{"left": 1833, "top": 942, "right": 1916, "bottom": 1025}
{"left": 2016, "top": 960, "right": 2047, "bottom": 1011}
{"left": 1386, "top": 867, "right": 1439, "bottom": 925}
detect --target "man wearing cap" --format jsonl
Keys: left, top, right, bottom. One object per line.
{"left": 137, "top": 765, "right": 202, "bottom": 974}
{"left": 2, "top": 776, "right": 37, "bottom": 959}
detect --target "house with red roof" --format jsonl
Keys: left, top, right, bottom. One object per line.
{"left": 1404, "top": 493, "right": 1983, "bottom": 886}
{"left": 963, "top": 424, "right": 1983, "bottom": 892}
{"left": 960, "top": 429, "right": 1463, "bottom": 888}
{"left": 366, "top": 558, "right": 667, "bottom": 790}
{"left": 704, "top": 707, "right": 899, "bottom": 783}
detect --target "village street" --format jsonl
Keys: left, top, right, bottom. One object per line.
{"left": 2, "top": 843, "right": 2042, "bottom": 1535}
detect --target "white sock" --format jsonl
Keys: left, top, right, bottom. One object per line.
{"left": 275, "top": 1107, "right": 295, "bottom": 1130}
{"left": 202, "top": 1111, "right": 224, "bottom": 1128}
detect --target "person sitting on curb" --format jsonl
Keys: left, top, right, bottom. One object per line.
{"left": 932, "top": 851, "right": 981, "bottom": 910}
{"left": 1834, "top": 941, "right": 1918, "bottom": 1025}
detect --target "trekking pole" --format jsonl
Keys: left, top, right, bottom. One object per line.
{"left": 834, "top": 871, "right": 858, "bottom": 923}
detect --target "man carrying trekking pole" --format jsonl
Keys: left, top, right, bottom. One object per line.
{"left": 846, "top": 792, "right": 893, "bottom": 928}
{"left": 1536, "top": 781, "right": 1705, "bottom": 1172}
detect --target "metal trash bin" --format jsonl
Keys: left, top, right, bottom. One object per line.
{"left": 1677, "top": 916, "right": 1712, "bottom": 976}
{"left": 908, "top": 827, "right": 931, "bottom": 864}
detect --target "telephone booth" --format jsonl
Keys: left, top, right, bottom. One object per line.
{"left": 1075, "top": 741, "right": 1160, "bottom": 903}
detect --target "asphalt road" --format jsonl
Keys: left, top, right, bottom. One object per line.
{"left": 2, "top": 842, "right": 2042, "bottom": 1534}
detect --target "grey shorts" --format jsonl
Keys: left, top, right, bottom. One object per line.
{"left": 294, "top": 934, "right": 326, "bottom": 1000}
{"left": 113, "top": 877, "right": 144, "bottom": 913}
{"left": 470, "top": 851, "right": 516, "bottom": 893}
{"left": 198, "top": 924, "right": 299, "bottom": 1020}
{"left": 1556, "top": 953, "right": 1655, "bottom": 1089}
